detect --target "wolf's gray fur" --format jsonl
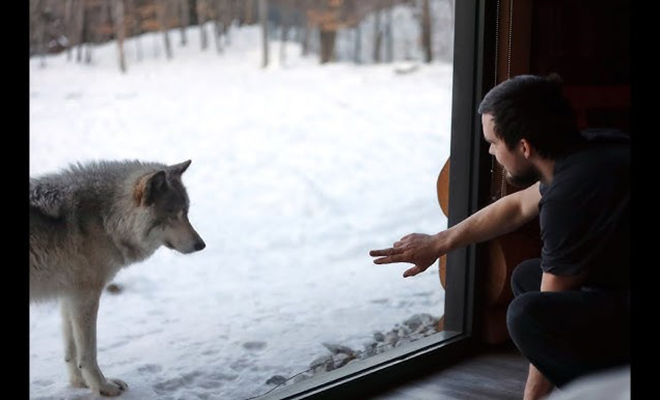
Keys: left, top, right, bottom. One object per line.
{"left": 30, "top": 159, "right": 205, "bottom": 396}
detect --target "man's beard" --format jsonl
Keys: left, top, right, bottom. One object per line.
{"left": 505, "top": 164, "right": 541, "bottom": 188}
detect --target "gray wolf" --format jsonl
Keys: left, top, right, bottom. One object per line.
{"left": 29, "top": 159, "right": 206, "bottom": 396}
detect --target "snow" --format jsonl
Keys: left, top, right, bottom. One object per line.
{"left": 29, "top": 20, "right": 453, "bottom": 400}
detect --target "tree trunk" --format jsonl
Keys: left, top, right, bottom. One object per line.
{"left": 179, "top": 0, "right": 190, "bottom": 46}
{"left": 422, "top": 0, "right": 432, "bottom": 63}
{"left": 31, "top": 0, "right": 47, "bottom": 66}
{"left": 245, "top": 0, "right": 255, "bottom": 25}
{"left": 301, "top": 18, "right": 309, "bottom": 56}
{"left": 319, "top": 29, "right": 336, "bottom": 64}
{"left": 157, "top": 0, "right": 173, "bottom": 59}
{"left": 214, "top": 21, "right": 223, "bottom": 53}
{"left": 76, "top": 39, "right": 83, "bottom": 63}
{"left": 84, "top": 43, "right": 92, "bottom": 64}
{"left": 373, "top": 9, "right": 382, "bottom": 63}
{"left": 354, "top": 23, "right": 361, "bottom": 64}
{"left": 153, "top": 33, "right": 160, "bottom": 58}
{"left": 223, "top": 0, "right": 233, "bottom": 45}
{"left": 100, "top": 0, "right": 113, "bottom": 42}
{"left": 29, "top": 0, "right": 39, "bottom": 56}
{"left": 76, "top": 1, "right": 85, "bottom": 63}
{"left": 136, "top": 33, "right": 143, "bottom": 60}
{"left": 280, "top": 7, "right": 290, "bottom": 65}
{"left": 111, "top": 0, "right": 127, "bottom": 73}
{"left": 84, "top": 1, "right": 102, "bottom": 65}
{"left": 386, "top": 0, "right": 393, "bottom": 62}
{"left": 123, "top": 0, "right": 142, "bottom": 61}
{"left": 260, "top": 0, "right": 269, "bottom": 67}
{"left": 213, "top": 0, "right": 224, "bottom": 53}
{"left": 198, "top": 0, "right": 209, "bottom": 50}
{"left": 64, "top": 0, "right": 74, "bottom": 61}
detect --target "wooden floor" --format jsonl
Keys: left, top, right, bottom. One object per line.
{"left": 367, "top": 343, "right": 529, "bottom": 400}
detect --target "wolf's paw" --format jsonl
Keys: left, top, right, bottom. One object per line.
{"left": 69, "top": 376, "right": 88, "bottom": 388}
{"left": 95, "top": 378, "right": 128, "bottom": 397}
{"left": 67, "top": 361, "right": 87, "bottom": 388}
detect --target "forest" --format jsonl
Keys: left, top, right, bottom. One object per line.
{"left": 29, "top": 0, "right": 455, "bottom": 72}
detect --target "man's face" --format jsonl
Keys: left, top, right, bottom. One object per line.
{"left": 481, "top": 114, "right": 540, "bottom": 188}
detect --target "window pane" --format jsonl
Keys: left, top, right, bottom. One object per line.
{"left": 29, "top": 1, "right": 456, "bottom": 399}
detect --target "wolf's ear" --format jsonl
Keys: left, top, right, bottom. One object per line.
{"left": 168, "top": 160, "right": 192, "bottom": 176}
{"left": 137, "top": 170, "right": 168, "bottom": 206}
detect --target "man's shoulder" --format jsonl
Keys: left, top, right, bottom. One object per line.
{"left": 544, "top": 151, "right": 627, "bottom": 207}
{"left": 558, "top": 130, "right": 629, "bottom": 178}
{"left": 581, "top": 128, "right": 630, "bottom": 143}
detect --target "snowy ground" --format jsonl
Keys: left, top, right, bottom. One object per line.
{"left": 29, "top": 23, "right": 453, "bottom": 400}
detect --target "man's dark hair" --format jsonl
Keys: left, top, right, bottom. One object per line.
{"left": 477, "top": 74, "right": 583, "bottom": 159}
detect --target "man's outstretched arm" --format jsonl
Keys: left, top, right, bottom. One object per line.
{"left": 369, "top": 181, "right": 542, "bottom": 277}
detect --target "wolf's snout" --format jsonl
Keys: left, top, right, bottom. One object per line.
{"left": 194, "top": 240, "right": 206, "bottom": 252}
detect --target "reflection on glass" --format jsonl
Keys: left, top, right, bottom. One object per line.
{"left": 29, "top": 1, "right": 454, "bottom": 399}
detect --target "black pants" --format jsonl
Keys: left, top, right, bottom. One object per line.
{"left": 506, "top": 259, "right": 630, "bottom": 387}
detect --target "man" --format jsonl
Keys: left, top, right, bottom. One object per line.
{"left": 369, "top": 75, "right": 630, "bottom": 400}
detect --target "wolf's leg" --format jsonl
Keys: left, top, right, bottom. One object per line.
{"left": 60, "top": 300, "right": 86, "bottom": 388}
{"left": 64, "top": 291, "right": 128, "bottom": 397}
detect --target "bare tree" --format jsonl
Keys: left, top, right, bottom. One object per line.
{"left": 222, "top": 0, "right": 234, "bottom": 45}
{"left": 64, "top": 0, "right": 75, "bottom": 61}
{"left": 110, "top": 0, "right": 127, "bottom": 72}
{"left": 310, "top": 1, "right": 339, "bottom": 64}
{"left": 30, "top": 0, "right": 47, "bottom": 66}
{"left": 84, "top": 23, "right": 93, "bottom": 63}
{"left": 178, "top": 0, "right": 190, "bottom": 45}
{"left": 124, "top": 0, "right": 144, "bottom": 61}
{"left": 156, "top": 0, "right": 173, "bottom": 58}
{"left": 211, "top": 0, "right": 224, "bottom": 53}
{"left": 30, "top": 0, "right": 439, "bottom": 72}
{"left": 84, "top": 0, "right": 113, "bottom": 65}
{"left": 421, "top": 0, "right": 432, "bottom": 63}
{"left": 300, "top": 9, "right": 310, "bottom": 56}
{"left": 198, "top": 0, "right": 209, "bottom": 50}
{"left": 30, "top": 0, "right": 67, "bottom": 66}
{"left": 245, "top": 0, "right": 255, "bottom": 24}
{"left": 350, "top": 0, "right": 378, "bottom": 64}
{"left": 75, "top": 0, "right": 85, "bottom": 62}
{"left": 296, "top": 0, "right": 367, "bottom": 64}
{"left": 354, "top": 21, "right": 361, "bottom": 64}
{"left": 319, "top": 28, "right": 335, "bottom": 64}
{"left": 279, "top": 2, "right": 292, "bottom": 65}
{"left": 385, "top": 0, "right": 393, "bottom": 62}
{"left": 372, "top": 7, "right": 382, "bottom": 63}
{"left": 260, "top": 0, "right": 269, "bottom": 67}
{"left": 309, "top": 25, "right": 319, "bottom": 56}
{"left": 436, "top": 0, "right": 455, "bottom": 61}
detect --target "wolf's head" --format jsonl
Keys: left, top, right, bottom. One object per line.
{"left": 135, "top": 160, "right": 206, "bottom": 254}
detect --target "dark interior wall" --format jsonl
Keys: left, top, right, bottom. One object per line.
{"left": 529, "top": 0, "right": 631, "bottom": 131}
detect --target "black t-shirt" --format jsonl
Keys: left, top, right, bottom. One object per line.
{"left": 538, "top": 129, "right": 630, "bottom": 291}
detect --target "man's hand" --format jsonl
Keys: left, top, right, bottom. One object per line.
{"left": 369, "top": 233, "right": 445, "bottom": 278}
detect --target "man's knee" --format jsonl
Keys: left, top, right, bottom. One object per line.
{"left": 510, "top": 258, "right": 542, "bottom": 296}
{"left": 506, "top": 292, "right": 547, "bottom": 344}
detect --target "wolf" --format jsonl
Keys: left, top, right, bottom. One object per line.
{"left": 29, "top": 159, "right": 206, "bottom": 396}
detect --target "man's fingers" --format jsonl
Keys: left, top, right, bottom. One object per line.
{"left": 372, "top": 249, "right": 408, "bottom": 264}
{"left": 403, "top": 266, "right": 422, "bottom": 278}
{"left": 372, "top": 252, "right": 408, "bottom": 265}
{"left": 369, "top": 249, "right": 388, "bottom": 257}
{"left": 369, "top": 247, "right": 405, "bottom": 257}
